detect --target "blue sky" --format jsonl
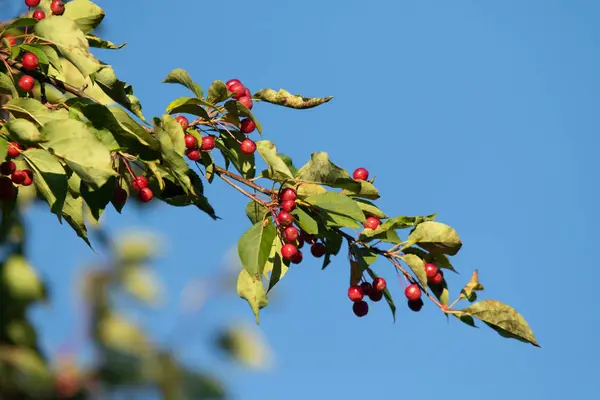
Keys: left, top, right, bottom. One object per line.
{"left": 3, "top": 0, "right": 600, "bottom": 399}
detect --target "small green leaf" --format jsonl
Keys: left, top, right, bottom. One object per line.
{"left": 340, "top": 180, "right": 380, "bottom": 200}
{"left": 0, "top": 72, "right": 18, "bottom": 97}
{"left": 63, "top": 0, "right": 106, "bottom": 34}
{"left": 34, "top": 16, "right": 101, "bottom": 77}
{"left": 246, "top": 201, "right": 268, "bottom": 225}
{"left": 295, "top": 152, "right": 364, "bottom": 194}
{"left": 238, "top": 220, "right": 277, "bottom": 277}
{"left": 0, "top": 138, "right": 8, "bottom": 161}
{"left": 366, "top": 267, "right": 396, "bottom": 322}
{"left": 86, "top": 34, "right": 126, "bottom": 49}
{"left": 459, "top": 300, "right": 540, "bottom": 347}
{"left": 252, "top": 88, "right": 333, "bottom": 109}
{"left": 400, "top": 254, "right": 427, "bottom": 288}
{"left": 237, "top": 269, "right": 268, "bottom": 323}
{"left": 22, "top": 148, "right": 68, "bottom": 215}
{"left": 5, "top": 119, "right": 44, "bottom": 144}
{"left": 256, "top": 140, "right": 294, "bottom": 179}
{"left": 160, "top": 114, "right": 185, "bottom": 155}
{"left": 304, "top": 192, "right": 366, "bottom": 228}
{"left": 61, "top": 192, "right": 91, "bottom": 247}
{"left": 354, "top": 198, "right": 388, "bottom": 219}
{"left": 360, "top": 214, "right": 437, "bottom": 241}
{"left": 163, "top": 68, "right": 203, "bottom": 98}
{"left": 291, "top": 206, "right": 320, "bottom": 235}
{"left": 166, "top": 97, "right": 212, "bottom": 120}
{"left": 206, "top": 80, "right": 229, "bottom": 104}
{"left": 405, "top": 221, "right": 462, "bottom": 256}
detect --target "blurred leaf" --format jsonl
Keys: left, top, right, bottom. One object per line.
{"left": 216, "top": 323, "right": 272, "bottom": 369}
{"left": 114, "top": 232, "right": 160, "bottom": 265}
{"left": 2, "top": 255, "right": 45, "bottom": 303}
{"left": 181, "top": 369, "right": 227, "bottom": 400}
{"left": 121, "top": 268, "right": 162, "bottom": 305}
{"left": 0, "top": 347, "right": 53, "bottom": 397}
{"left": 98, "top": 314, "right": 149, "bottom": 355}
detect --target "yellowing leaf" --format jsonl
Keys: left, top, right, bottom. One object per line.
{"left": 252, "top": 88, "right": 333, "bottom": 109}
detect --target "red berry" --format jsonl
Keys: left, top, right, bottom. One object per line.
{"left": 353, "top": 167, "right": 369, "bottom": 181}
{"left": 360, "top": 282, "right": 373, "bottom": 295}
{"left": 0, "top": 177, "right": 16, "bottom": 200}
{"left": 226, "top": 79, "right": 241, "bottom": 89}
{"left": 363, "top": 216, "right": 381, "bottom": 230}
{"left": 22, "top": 53, "right": 39, "bottom": 70}
{"left": 229, "top": 82, "right": 246, "bottom": 99}
{"left": 11, "top": 170, "right": 26, "bottom": 185}
{"left": 244, "top": 88, "right": 251, "bottom": 97}
{"left": 4, "top": 35, "right": 16, "bottom": 46}
{"left": 25, "top": 0, "right": 41, "bottom": 7}
{"left": 240, "top": 139, "right": 256, "bottom": 155}
{"left": 7, "top": 143, "right": 21, "bottom": 158}
{"left": 290, "top": 250, "right": 303, "bottom": 264}
{"left": 0, "top": 161, "right": 16, "bottom": 175}
{"left": 237, "top": 96, "right": 253, "bottom": 109}
{"left": 283, "top": 226, "right": 299, "bottom": 243}
{"left": 430, "top": 270, "right": 444, "bottom": 285}
{"left": 373, "top": 277, "right": 386, "bottom": 292}
{"left": 185, "top": 148, "right": 201, "bottom": 161}
{"left": 175, "top": 115, "right": 189, "bottom": 130}
{"left": 425, "top": 263, "right": 439, "bottom": 279}
{"left": 200, "top": 135, "right": 215, "bottom": 151}
{"left": 21, "top": 170, "right": 33, "bottom": 186}
{"left": 408, "top": 298, "right": 424, "bottom": 312}
{"left": 138, "top": 187, "right": 153, "bottom": 203}
{"left": 50, "top": 0, "right": 65, "bottom": 15}
{"left": 369, "top": 290, "right": 383, "bottom": 302}
{"left": 112, "top": 187, "right": 127, "bottom": 205}
{"left": 405, "top": 284, "right": 421, "bottom": 301}
{"left": 18, "top": 75, "right": 35, "bottom": 92}
{"left": 276, "top": 211, "right": 293, "bottom": 227}
{"left": 279, "top": 188, "right": 297, "bottom": 202}
{"left": 281, "top": 243, "right": 298, "bottom": 261}
{"left": 32, "top": 10, "right": 45, "bottom": 20}
{"left": 348, "top": 285, "right": 364, "bottom": 302}
{"left": 310, "top": 242, "right": 326, "bottom": 258}
{"left": 240, "top": 118, "right": 256, "bottom": 134}
{"left": 132, "top": 176, "right": 148, "bottom": 190}
{"left": 281, "top": 200, "right": 296, "bottom": 212}
{"left": 184, "top": 134, "right": 197, "bottom": 149}
{"left": 353, "top": 301, "right": 369, "bottom": 317}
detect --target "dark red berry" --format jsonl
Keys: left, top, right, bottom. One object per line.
{"left": 200, "top": 135, "right": 215, "bottom": 151}
{"left": 369, "top": 290, "right": 383, "bottom": 302}
{"left": 50, "top": 0, "right": 65, "bottom": 15}
{"left": 297, "top": 236, "right": 304, "bottom": 249}
{"left": 283, "top": 226, "right": 299, "bottom": 243}
{"left": 237, "top": 96, "right": 253, "bottom": 109}
{"left": 113, "top": 187, "right": 127, "bottom": 205}
{"left": 229, "top": 82, "right": 246, "bottom": 99}
{"left": 138, "top": 187, "right": 153, "bottom": 203}
{"left": 21, "top": 169, "right": 33, "bottom": 186}
{"left": 310, "top": 242, "right": 326, "bottom": 258}
{"left": 175, "top": 115, "right": 189, "bottom": 130}
{"left": 276, "top": 211, "right": 293, "bottom": 227}
{"left": 279, "top": 188, "right": 297, "bottom": 202}
{"left": 408, "top": 298, "right": 424, "bottom": 312}
{"left": 281, "top": 200, "right": 296, "bottom": 212}
{"left": 353, "top": 167, "right": 369, "bottom": 181}
{"left": 405, "top": 284, "right": 421, "bottom": 301}
{"left": 0, "top": 161, "right": 16, "bottom": 175}
{"left": 32, "top": 10, "right": 45, "bottom": 20}
{"left": 430, "top": 271, "right": 444, "bottom": 285}
{"left": 281, "top": 243, "right": 298, "bottom": 261}
{"left": 226, "top": 79, "right": 241, "bottom": 89}
{"left": 363, "top": 216, "right": 381, "bottom": 230}
{"left": 132, "top": 176, "right": 148, "bottom": 191}
{"left": 425, "top": 263, "right": 439, "bottom": 279}
{"left": 240, "top": 118, "right": 256, "bottom": 134}
{"left": 0, "top": 177, "right": 16, "bottom": 200}
{"left": 360, "top": 282, "right": 373, "bottom": 295}
{"left": 240, "top": 139, "right": 256, "bottom": 155}
{"left": 7, "top": 143, "right": 21, "bottom": 158}
{"left": 184, "top": 134, "right": 197, "bottom": 149}
{"left": 25, "top": 0, "right": 40, "bottom": 7}
{"left": 22, "top": 53, "right": 39, "bottom": 70}
{"left": 348, "top": 285, "right": 364, "bottom": 302}
{"left": 291, "top": 250, "right": 303, "bottom": 264}
{"left": 353, "top": 301, "right": 369, "bottom": 317}
{"left": 18, "top": 75, "right": 35, "bottom": 92}
{"left": 11, "top": 170, "right": 26, "bottom": 185}
{"left": 373, "top": 277, "right": 386, "bottom": 292}
{"left": 185, "top": 148, "right": 201, "bottom": 161}
{"left": 301, "top": 231, "right": 316, "bottom": 244}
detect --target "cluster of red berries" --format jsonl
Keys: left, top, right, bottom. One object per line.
{"left": 348, "top": 277, "right": 387, "bottom": 317}
{"left": 0, "top": 142, "right": 33, "bottom": 200}
{"left": 226, "top": 79, "right": 257, "bottom": 155}
{"left": 27, "top": 0, "right": 65, "bottom": 21}
{"left": 351, "top": 167, "right": 384, "bottom": 231}
{"left": 16, "top": 52, "right": 39, "bottom": 93}
{"left": 111, "top": 175, "right": 153, "bottom": 208}
{"left": 174, "top": 115, "right": 216, "bottom": 162}
{"left": 274, "top": 187, "right": 327, "bottom": 264}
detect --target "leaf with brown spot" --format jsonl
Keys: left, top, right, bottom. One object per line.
{"left": 252, "top": 88, "right": 333, "bottom": 109}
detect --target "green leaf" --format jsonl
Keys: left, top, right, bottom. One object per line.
{"left": 256, "top": 140, "right": 294, "bottom": 179}
{"left": 430, "top": 280, "right": 450, "bottom": 306}
{"left": 453, "top": 313, "right": 478, "bottom": 328}
{"left": 106, "top": 106, "right": 157, "bottom": 149}
{"left": 296, "top": 152, "right": 361, "bottom": 191}
{"left": 40, "top": 119, "right": 116, "bottom": 188}
{"left": 4, "top": 119, "right": 44, "bottom": 144}
{"left": 80, "top": 177, "right": 116, "bottom": 223}
{"left": 216, "top": 133, "right": 256, "bottom": 179}
{"left": 61, "top": 192, "right": 91, "bottom": 247}
{"left": 402, "top": 247, "right": 457, "bottom": 273}
{"left": 321, "top": 228, "right": 344, "bottom": 270}
{"left": 291, "top": 206, "right": 320, "bottom": 235}
{"left": 360, "top": 214, "right": 437, "bottom": 241}
{"left": 400, "top": 254, "right": 427, "bottom": 288}
{"left": 354, "top": 198, "right": 388, "bottom": 219}
{"left": 86, "top": 34, "right": 126, "bottom": 49}
{"left": 459, "top": 300, "right": 540, "bottom": 347}
{"left": 22, "top": 148, "right": 68, "bottom": 215}
{"left": 165, "top": 97, "right": 211, "bottom": 120}
{"left": 0, "top": 72, "right": 18, "bottom": 97}
{"left": 181, "top": 370, "right": 227, "bottom": 399}
{"left": 2, "top": 255, "right": 44, "bottom": 302}
{"left": 1, "top": 18, "right": 38, "bottom": 30}
{"left": 246, "top": 201, "right": 268, "bottom": 225}
{"left": 238, "top": 220, "right": 277, "bottom": 277}
{"left": 264, "top": 240, "right": 287, "bottom": 292}
{"left": 3, "top": 98, "right": 69, "bottom": 125}
{"left": 340, "top": 180, "right": 380, "bottom": 200}
{"left": 163, "top": 68, "right": 203, "bottom": 99}
{"left": 206, "top": 80, "right": 229, "bottom": 104}
{"left": 159, "top": 114, "right": 185, "bottom": 155}
{"left": 63, "top": 0, "right": 106, "bottom": 34}
{"left": 34, "top": 16, "right": 101, "bottom": 77}
{"left": 366, "top": 267, "right": 396, "bottom": 322}
{"left": 231, "top": 100, "right": 263, "bottom": 135}
{"left": 18, "top": 44, "right": 50, "bottom": 66}
{"left": 304, "top": 192, "right": 366, "bottom": 228}
{"left": 154, "top": 125, "right": 192, "bottom": 191}
{"left": 405, "top": 221, "right": 462, "bottom": 256}
{"left": 252, "top": 88, "right": 333, "bottom": 109}
{"left": 237, "top": 269, "right": 268, "bottom": 324}
{"left": 216, "top": 323, "right": 271, "bottom": 369}
{"left": 93, "top": 66, "right": 145, "bottom": 121}
{"left": 0, "top": 138, "right": 8, "bottom": 161}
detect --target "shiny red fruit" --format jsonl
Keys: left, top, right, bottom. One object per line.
{"left": 281, "top": 243, "right": 298, "bottom": 261}
{"left": 283, "top": 226, "right": 299, "bottom": 243}
{"left": 237, "top": 96, "right": 253, "bottom": 109}
{"left": 21, "top": 170, "right": 33, "bottom": 186}
{"left": 364, "top": 216, "right": 381, "bottom": 230}
{"left": 353, "top": 167, "right": 369, "bottom": 181}
{"left": 373, "top": 277, "right": 386, "bottom": 292}
{"left": 50, "top": 0, "right": 65, "bottom": 15}
{"left": 281, "top": 200, "right": 296, "bottom": 212}
{"left": 291, "top": 250, "right": 303, "bottom": 264}
{"left": 353, "top": 301, "right": 369, "bottom": 317}
{"left": 240, "top": 139, "right": 256, "bottom": 155}
{"left": 11, "top": 170, "right": 26, "bottom": 185}
{"left": 184, "top": 134, "right": 197, "bottom": 149}
{"left": 7, "top": 143, "right": 22, "bottom": 158}
{"left": 430, "top": 270, "right": 444, "bottom": 285}
{"left": 138, "top": 187, "right": 153, "bottom": 203}
{"left": 25, "top": 0, "right": 41, "bottom": 7}
{"left": 18, "top": 75, "right": 35, "bottom": 92}
{"left": 243, "top": 88, "right": 251, "bottom": 97}
{"left": 279, "top": 188, "right": 297, "bottom": 202}
{"left": 229, "top": 82, "right": 246, "bottom": 99}
{"left": 425, "top": 263, "right": 439, "bottom": 279}
{"left": 276, "top": 211, "right": 293, "bottom": 227}
{"left": 200, "top": 135, "right": 216, "bottom": 151}
{"left": 175, "top": 115, "right": 189, "bottom": 130}
{"left": 186, "top": 148, "right": 201, "bottom": 161}
{"left": 405, "top": 284, "right": 421, "bottom": 301}
{"left": 22, "top": 53, "right": 39, "bottom": 70}
{"left": 0, "top": 161, "right": 16, "bottom": 175}
{"left": 132, "top": 176, "right": 149, "bottom": 190}
{"left": 240, "top": 118, "right": 256, "bottom": 134}
{"left": 310, "top": 242, "right": 326, "bottom": 258}
{"left": 226, "top": 79, "right": 241, "bottom": 89}
{"left": 348, "top": 285, "right": 364, "bottom": 302}
{"left": 32, "top": 10, "right": 45, "bottom": 20}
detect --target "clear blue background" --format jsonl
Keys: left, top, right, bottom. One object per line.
{"left": 4, "top": 0, "right": 600, "bottom": 399}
